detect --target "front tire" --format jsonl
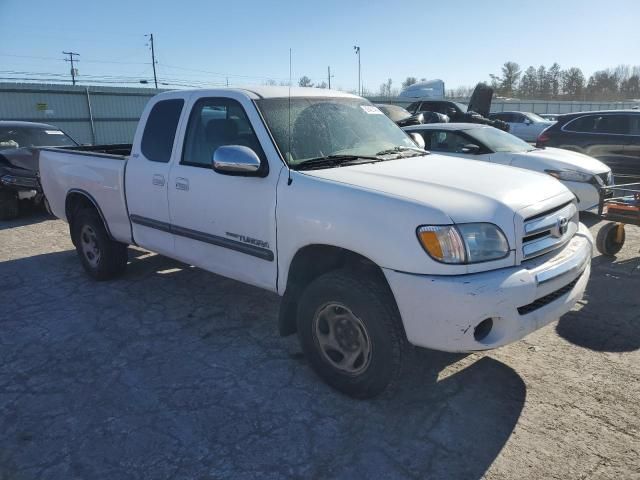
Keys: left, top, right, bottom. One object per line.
{"left": 296, "top": 269, "right": 406, "bottom": 398}
{"left": 0, "top": 190, "right": 19, "bottom": 220}
{"left": 72, "top": 209, "right": 128, "bottom": 280}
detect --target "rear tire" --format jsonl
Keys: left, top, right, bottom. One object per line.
{"left": 596, "top": 222, "right": 625, "bottom": 256}
{"left": 72, "top": 208, "right": 128, "bottom": 280}
{"left": 0, "top": 190, "right": 19, "bottom": 220}
{"left": 296, "top": 269, "right": 406, "bottom": 399}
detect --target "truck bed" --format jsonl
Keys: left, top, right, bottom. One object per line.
{"left": 49, "top": 144, "right": 132, "bottom": 159}
{"left": 39, "top": 146, "right": 133, "bottom": 244}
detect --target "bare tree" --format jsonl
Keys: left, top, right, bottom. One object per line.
{"left": 402, "top": 77, "right": 417, "bottom": 88}
{"left": 298, "top": 76, "right": 313, "bottom": 87}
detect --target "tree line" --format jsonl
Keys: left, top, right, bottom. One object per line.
{"left": 488, "top": 62, "right": 640, "bottom": 101}
{"left": 282, "top": 63, "right": 640, "bottom": 101}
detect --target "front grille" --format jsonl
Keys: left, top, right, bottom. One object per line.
{"left": 517, "top": 274, "right": 581, "bottom": 315}
{"left": 521, "top": 202, "right": 578, "bottom": 260}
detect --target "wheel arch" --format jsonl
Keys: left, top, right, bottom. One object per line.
{"left": 278, "top": 244, "right": 393, "bottom": 337}
{"left": 65, "top": 189, "right": 113, "bottom": 245}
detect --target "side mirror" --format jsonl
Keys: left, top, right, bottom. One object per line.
{"left": 524, "top": 119, "right": 532, "bottom": 125}
{"left": 460, "top": 144, "right": 481, "bottom": 154}
{"left": 212, "top": 145, "right": 261, "bottom": 175}
{"left": 409, "top": 132, "right": 426, "bottom": 149}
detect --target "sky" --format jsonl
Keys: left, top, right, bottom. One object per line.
{"left": 1, "top": 0, "right": 639, "bottom": 92}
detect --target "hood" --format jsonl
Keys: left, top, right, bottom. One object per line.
{"left": 467, "top": 83, "right": 493, "bottom": 118}
{"left": 0, "top": 147, "right": 40, "bottom": 172}
{"left": 302, "top": 154, "right": 571, "bottom": 224}
{"left": 510, "top": 147, "right": 610, "bottom": 174}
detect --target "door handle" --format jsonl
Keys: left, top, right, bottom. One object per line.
{"left": 152, "top": 174, "right": 165, "bottom": 187}
{"left": 175, "top": 177, "right": 189, "bottom": 191}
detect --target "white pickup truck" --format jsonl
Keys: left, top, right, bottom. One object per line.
{"left": 40, "top": 87, "right": 593, "bottom": 398}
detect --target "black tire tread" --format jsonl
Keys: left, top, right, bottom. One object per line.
{"left": 0, "top": 190, "right": 19, "bottom": 220}
{"left": 297, "top": 268, "right": 407, "bottom": 399}
{"left": 596, "top": 222, "right": 625, "bottom": 256}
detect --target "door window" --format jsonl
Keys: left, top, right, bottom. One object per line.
{"left": 141, "top": 99, "right": 184, "bottom": 163}
{"left": 593, "top": 115, "right": 630, "bottom": 134}
{"left": 428, "top": 131, "right": 471, "bottom": 153}
{"left": 630, "top": 115, "right": 640, "bottom": 135}
{"left": 181, "top": 98, "right": 265, "bottom": 168}
{"left": 565, "top": 114, "right": 630, "bottom": 134}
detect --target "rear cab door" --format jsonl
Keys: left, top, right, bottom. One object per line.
{"left": 166, "top": 91, "right": 282, "bottom": 291}
{"left": 125, "top": 92, "right": 188, "bottom": 257}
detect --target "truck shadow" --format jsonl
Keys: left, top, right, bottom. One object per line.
{"left": 0, "top": 248, "right": 525, "bottom": 480}
{"left": 556, "top": 257, "right": 640, "bottom": 352}
{"left": 0, "top": 209, "right": 51, "bottom": 231}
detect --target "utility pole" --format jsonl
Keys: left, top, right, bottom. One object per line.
{"left": 146, "top": 33, "right": 158, "bottom": 89}
{"left": 63, "top": 51, "right": 79, "bottom": 86}
{"left": 327, "top": 66, "right": 334, "bottom": 89}
{"left": 353, "top": 46, "right": 361, "bottom": 95}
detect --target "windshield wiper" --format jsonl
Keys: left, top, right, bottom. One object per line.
{"left": 294, "top": 154, "right": 383, "bottom": 171}
{"left": 375, "top": 146, "right": 427, "bottom": 157}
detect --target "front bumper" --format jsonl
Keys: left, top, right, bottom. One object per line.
{"left": 384, "top": 223, "right": 593, "bottom": 352}
{"left": 562, "top": 180, "right": 600, "bottom": 211}
{"left": 0, "top": 173, "right": 41, "bottom": 193}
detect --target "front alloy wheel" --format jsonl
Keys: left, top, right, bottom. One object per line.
{"left": 314, "top": 303, "right": 372, "bottom": 376}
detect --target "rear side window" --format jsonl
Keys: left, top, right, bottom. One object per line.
{"left": 565, "top": 114, "right": 630, "bottom": 135}
{"left": 594, "top": 115, "right": 630, "bottom": 134}
{"left": 141, "top": 99, "right": 184, "bottom": 163}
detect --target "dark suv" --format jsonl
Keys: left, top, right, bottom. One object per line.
{"left": 537, "top": 110, "right": 640, "bottom": 179}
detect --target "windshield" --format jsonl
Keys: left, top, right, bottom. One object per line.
{"left": 466, "top": 126, "right": 535, "bottom": 153}
{"left": 376, "top": 104, "right": 411, "bottom": 122}
{"left": 0, "top": 126, "right": 78, "bottom": 150}
{"left": 454, "top": 102, "right": 468, "bottom": 113}
{"left": 256, "top": 97, "right": 417, "bottom": 166}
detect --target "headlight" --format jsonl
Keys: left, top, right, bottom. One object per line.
{"left": 417, "top": 223, "right": 510, "bottom": 264}
{"left": 546, "top": 169, "right": 592, "bottom": 183}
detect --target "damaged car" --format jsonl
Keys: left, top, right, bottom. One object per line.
{"left": 406, "top": 83, "right": 510, "bottom": 132}
{"left": 0, "top": 121, "right": 79, "bottom": 219}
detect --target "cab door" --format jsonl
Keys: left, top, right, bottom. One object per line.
{"left": 125, "top": 95, "right": 186, "bottom": 257}
{"left": 167, "top": 94, "right": 280, "bottom": 291}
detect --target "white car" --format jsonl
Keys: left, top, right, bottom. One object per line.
{"left": 40, "top": 89, "right": 592, "bottom": 398}
{"left": 489, "top": 111, "right": 555, "bottom": 142}
{"left": 404, "top": 123, "right": 612, "bottom": 211}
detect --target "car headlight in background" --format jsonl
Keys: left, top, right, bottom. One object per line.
{"left": 417, "top": 223, "right": 510, "bottom": 264}
{"left": 545, "top": 169, "right": 592, "bottom": 183}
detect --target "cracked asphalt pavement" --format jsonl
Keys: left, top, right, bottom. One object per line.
{"left": 1, "top": 212, "right": 639, "bottom": 479}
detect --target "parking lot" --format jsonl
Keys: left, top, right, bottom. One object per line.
{"left": 0, "top": 213, "right": 639, "bottom": 480}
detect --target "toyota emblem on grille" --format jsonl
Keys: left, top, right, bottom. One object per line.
{"left": 554, "top": 216, "right": 569, "bottom": 237}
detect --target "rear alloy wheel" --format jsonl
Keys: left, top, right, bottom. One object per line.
{"left": 297, "top": 269, "right": 406, "bottom": 398}
{"left": 79, "top": 224, "right": 102, "bottom": 269}
{"left": 73, "top": 208, "right": 128, "bottom": 280}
